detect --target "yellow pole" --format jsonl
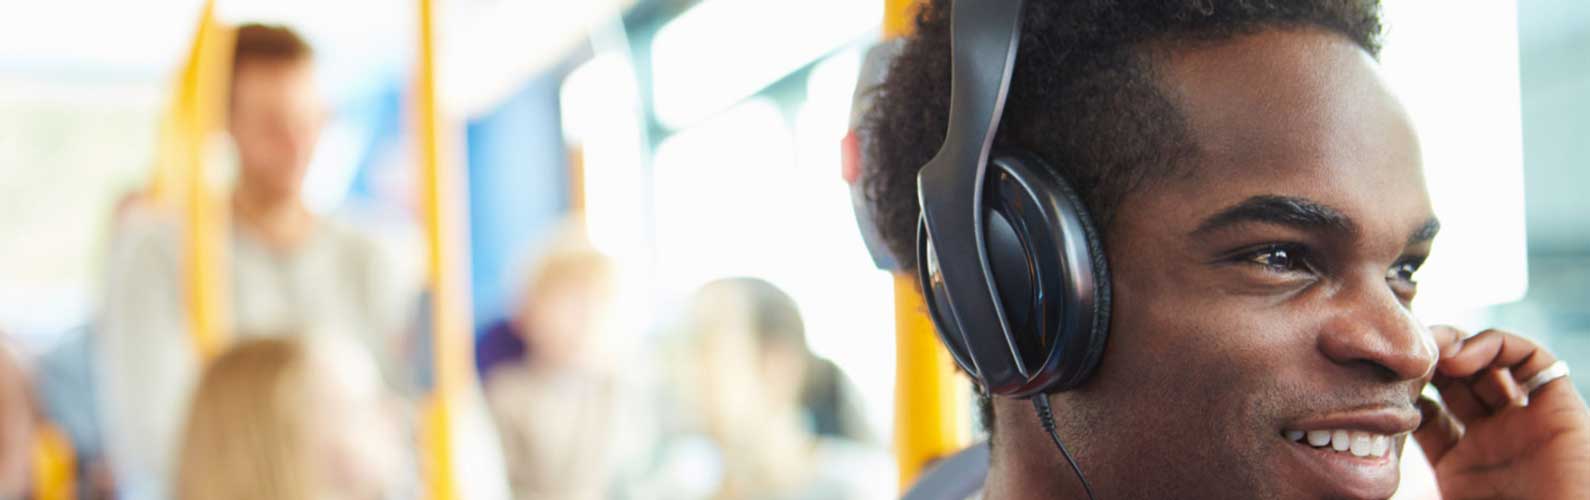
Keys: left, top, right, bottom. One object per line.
{"left": 568, "top": 143, "right": 586, "bottom": 213}
{"left": 30, "top": 423, "right": 77, "bottom": 500}
{"left": 415, "top": 0, "right": 473, "bottom": 498}
{"left": 893, "top": 274, "right": 970, "bottom": 488}
{"left": 156, "top": 0, "right": 233, "bottom": 361}
{"left": 884, "top": 0, "right": 921, "bottom": 40}
{"left": 884, "top": 0, "right": 971, "bottom": 490}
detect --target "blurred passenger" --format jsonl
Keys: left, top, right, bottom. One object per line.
{"left": 659, "top": 278, "right": 890, "bottom": 500}
{"left": 800, "top": 357, "right": 877, "bottom": 445}
{"left": 32, "top": 326, "right": 116, "bottom": 500}
{"left": 475, "top": 220, "right": 604, "bottom": 381}
{"left": 483, "top": 236, "right": 640, "bottom": 500}
{"left": 98, "top": 24, "right": 420, "bottom": 498}
{"left": 0, "top": 339, "right": 33, "bottom": 499}
{"left": 175, "top": 336, "right": 403, "bottom": 500}
{"left": 473, "top": 307, "right": 526, "bottom": 383}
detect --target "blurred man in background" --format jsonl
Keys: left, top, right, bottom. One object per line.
{"left": 98, "top": 24, "right": 420, "bottom": 500}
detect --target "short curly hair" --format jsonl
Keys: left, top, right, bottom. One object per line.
{"left": 862, "top": 0, "right": 1383, "bottom": 436}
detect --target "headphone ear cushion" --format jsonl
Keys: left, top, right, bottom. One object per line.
{"left": 990, "top": 153, "right": 1112, "bottom": 394}
{"left": 915, "top": 153, "right": 1114, "bottom": 396}
{"left": 918, "top": 221, "right": 982, "bottom": 379}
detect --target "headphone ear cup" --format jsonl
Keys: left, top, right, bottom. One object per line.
{"left": 987, "top": 153, "right": 1112, "bottom": 395}
{"left": 918, "top": 222, "right": 981, "bottom": 379}
{"left": 981, "top": 203, "right": 1041, "bottom": 366}
{"left": 917, "top": 152, "right": 1112, "bottom": 397}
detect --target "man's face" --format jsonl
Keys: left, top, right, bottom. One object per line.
{"left": 229, "top": 60, "right": 322, "bottom": 200}
{"left": 1057, "top": 29, "right": 1439, "bottom": 499}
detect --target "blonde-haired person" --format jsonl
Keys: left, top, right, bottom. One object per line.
{"left": 483, "top": 233, "right": 649, "bottom": 500}
{"left": 175, "top": 336, "right": 403, "bottom": 500}
{"left": 653, "top": 277, "right": 891, "bottom": 500}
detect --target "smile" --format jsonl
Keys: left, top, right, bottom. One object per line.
{"left": 1276, "top": 407, "right": 1420, "bottom": 498}
{"left": 1282, "top": 429, "right": 1396, "bottom": 458}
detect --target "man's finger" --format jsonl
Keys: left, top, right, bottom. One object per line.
{"left": 1469, "top": 367, "right": 1526, "bottom": 412}
{"left": 1413, "top": 394, "right": 1462, "bottom": 465}
{"left": 1429, "top": 325, "right": 1465, "bottom": 358}
{"left": 1514, "top": 358, "right": 1586, "bottom": 418}
{"left": 1439, "top": 329, "right": 1543, "bottom": 379}
{"left": 1433, "top": 374, "right": 1488, "bottom": 424}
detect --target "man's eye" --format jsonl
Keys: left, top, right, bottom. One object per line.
{"left": 1387, "top": 258, "right": 1425, "bottom": 284}
{"left": 1243, "top": 245, "right": 1311, "bottom": 273}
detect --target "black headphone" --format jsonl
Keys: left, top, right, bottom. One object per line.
{"left": 915, "top": 0, "right": 1106, "bottom": 494}
{"left": 916, "top": 0, "right": 1111, "bottom": 400}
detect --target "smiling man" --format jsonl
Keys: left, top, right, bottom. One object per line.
{"left": 863, "top": 1, "right": 1590, "bottom": 498}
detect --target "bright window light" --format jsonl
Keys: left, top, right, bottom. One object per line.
{"left": 650, "top": 0, "right": 882, "bottom": 129}
{"left": 794, "top": 50, "right": 897, "bottom": 443}
{"left": 561, "top": 51, "right": 648, "bottom": 260}
{"left": 653, "top": 92, "right": 896, "bottom": 448}
{"left": 653, "top": 99, "right": 795, "bottom": 288}
{"left": 441, "top": 0, "right": 629, "bottom": 117}
{"left": 562, "top": 50, "right": 654, "bottom": 342}
{"left": 1380, "top": 1, "right": 1529, "bottom": 322}
{"left": 301, "top": 119, "right": 367, "bottom": 214}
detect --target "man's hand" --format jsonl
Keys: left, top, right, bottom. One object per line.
{"left": 1414, "top": 326, "right": 1590, "bottom": 499}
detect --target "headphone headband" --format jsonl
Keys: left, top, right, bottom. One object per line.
{"left": 909, "top": 1, "right": 1105, "bottom": 493}
{"left": 915, "top": 0, "right": 1030, "bottom": 392}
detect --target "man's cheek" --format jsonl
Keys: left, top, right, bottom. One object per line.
{"left": 1158, "top": 308, "right": 1301, "bottom": 417}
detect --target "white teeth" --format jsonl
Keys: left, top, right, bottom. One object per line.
{"left": 1286, "top": 428, "right": 1400, "bottom": 458}
{"left": 1306, "top": 430, "right": 1331, "bottom": 447}
{"left": 1371, "top": 434, "right": 1390, "bottom": 457}
{"left": 1332, "top": 430, "right": 1351, "bottom": 451}
{"left": 1350, "top": 432, "right": 1373, "bottom": 457}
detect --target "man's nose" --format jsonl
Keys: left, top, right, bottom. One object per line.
{"left": 1317, "top": 280, "right": 1436, "bottom": 382}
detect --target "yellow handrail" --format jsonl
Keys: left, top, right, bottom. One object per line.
{"left": 893, "top": 273, "right": 971, "bottom": 489}
{"left": 155, "top": 0, "right": 234, "bottom": 361}
{"left": 883, "top": 0, "right": 972, "bottom": 490}
{"left": 30, "top": 422, "right": 77, "bottom": 500}
{"left": 415, "top": 0, "right": 475, "bottom": 498}
{"left": 884, "top": 0, "right": 921, "bottom": 40}
{"left": 567, "top": 144, "right": 586, "bottom": 214}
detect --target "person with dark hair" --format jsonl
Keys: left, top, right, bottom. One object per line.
{"left": 864, "top": 0, "right": 1590, "bottom": 498}
{"left": 99, "top": 24, "right": 422, "bottom": 499}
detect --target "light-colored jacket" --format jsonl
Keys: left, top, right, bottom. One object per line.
{"left": 96, "top": 207, "right": 420, "bottom": 500}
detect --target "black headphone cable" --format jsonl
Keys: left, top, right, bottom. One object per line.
{"left": 1032, "top": 396, "right": 1097, "bottom": 500}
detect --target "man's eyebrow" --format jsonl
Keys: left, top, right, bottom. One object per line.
{"left": 1408, "top": 217, "right": 1441, "bottom": 245}
{"left": 1192, "top": 195, "right": 1356, "bottom": 237}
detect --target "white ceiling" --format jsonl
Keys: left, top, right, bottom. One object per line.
{"left": 0, "top": 0, "right": 632, "bottom": 116}
{"left": 1, "top": 0, "right": 1583, "bottom": 252}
